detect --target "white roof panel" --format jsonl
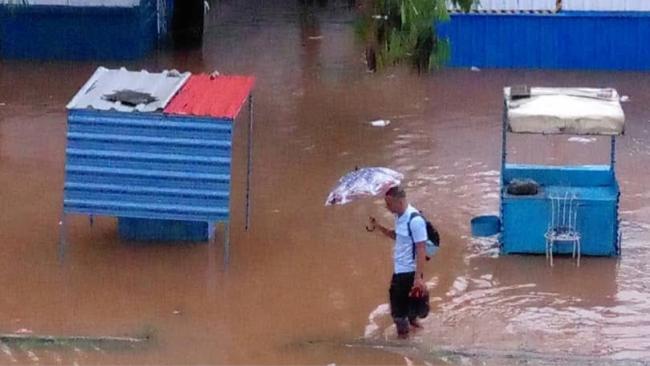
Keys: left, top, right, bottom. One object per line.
{"left": 505, "top": 87, "right": 625, "bottom": 136}
{"left": 67, "top": 67, "right": 191, "bottom": 113}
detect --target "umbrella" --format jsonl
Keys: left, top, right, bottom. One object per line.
{"left": 325, "top": 167, "right": 404, "bottom": 206}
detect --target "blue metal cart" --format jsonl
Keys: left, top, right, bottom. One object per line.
{"left": 474, "top": 87, "right": 626, "bottom": 262}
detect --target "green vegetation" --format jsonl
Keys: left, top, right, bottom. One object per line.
{"left": 357, "top": 0, "right": 475, "bottom": 71}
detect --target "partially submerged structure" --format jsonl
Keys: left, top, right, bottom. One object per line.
{"left": 62, "top": 67, "right": 255, "bottom": 257}
{"left": 473, "top": 87, "right": 625, "bottom": 264}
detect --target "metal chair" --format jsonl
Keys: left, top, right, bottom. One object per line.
{"left": 545, "top": 192, "right": 581, "bottom": 267}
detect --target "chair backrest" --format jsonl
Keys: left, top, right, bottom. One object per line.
{"left": 549, "top": 192, "right": 579, "bottom": 231}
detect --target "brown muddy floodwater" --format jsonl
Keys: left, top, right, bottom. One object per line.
{"left": 1, "top": 1, "right": 650, "bottom": 365}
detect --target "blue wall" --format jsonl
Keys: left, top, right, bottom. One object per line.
{"left": 437, "top": 11, "right": 650, "bottom": 70}
{"left": 0, "top": 1, "right": 159, "bottom": 60}
{"left": 63, "top": 110, "right": 233, "bottom": 225}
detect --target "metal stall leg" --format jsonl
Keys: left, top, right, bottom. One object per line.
{"left": 209, "top": 221, "right": 216, "bottom": 242}
{"left": 245, "top": 95, "right": 254, "bottom": 231}
{"left": 207, "top": 221, "right": 217, "bottom": 292}
{"left": 610, "top": 136, "right": 617, "bottom": 171}
{"left": 618, "top": 227, "right": 623, "bottom": 256}
{"left": 58, "top": 212, "right": 67, "bottom": 264}
{"left": 224, "top": 222, "right": 231, "bottom": 266}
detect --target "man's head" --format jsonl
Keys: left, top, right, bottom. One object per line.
{"left": 384, "top": 186, "right": 407, "bottom": 215}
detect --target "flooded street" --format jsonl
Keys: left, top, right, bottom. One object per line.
{"left": 1, "top": 0, "right": 650, "bottom": 364}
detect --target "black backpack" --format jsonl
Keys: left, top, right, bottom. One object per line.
{"left": 407, "top": 212, "right": 440, "bottom": 261}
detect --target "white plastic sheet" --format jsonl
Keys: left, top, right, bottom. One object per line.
{"left": 369, "top": 119, "right": 391, "bottom": 127}
{"left": 325, "top": 167, "right": 403, "bottom": 206}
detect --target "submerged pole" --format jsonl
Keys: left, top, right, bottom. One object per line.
{"left": 245, "top": 94, "right": 254, "bottom": 231}
{"left": 224, "top": 222, "right": 230, "bottom": 266}
{"left": 58, "top": 212, "right": 67, "bottom": 264}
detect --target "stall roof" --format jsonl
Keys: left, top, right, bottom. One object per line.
{"left": 163, "top": 74, "right": 256, "bottom": 119}
{"left": 505, "top": 87, "right": 625, "bottom": 135}
{"left": 67, "top": 67, "right": 191, "bottom": 113}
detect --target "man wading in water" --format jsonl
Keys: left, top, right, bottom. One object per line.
{"left": 368, "top": 186, "right": 427, "bottom": 339}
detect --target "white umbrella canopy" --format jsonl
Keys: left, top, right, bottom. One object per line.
{"left": 325, "top": 167, "right": 404, "bottom": 206}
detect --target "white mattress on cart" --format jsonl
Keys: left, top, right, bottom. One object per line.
{"left": 505, "top": 87, "right": 625, "bottom": 135}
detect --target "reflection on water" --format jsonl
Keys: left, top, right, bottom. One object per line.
{"left": 1, "top": 0, "right": 650, "bottom": 365}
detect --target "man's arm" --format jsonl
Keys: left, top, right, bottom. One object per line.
{"left": 369, "top": 217, "right": 395, "bottom": 240}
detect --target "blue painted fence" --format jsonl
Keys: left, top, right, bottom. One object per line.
{"left": 437, "top": 11, "right": 650, "bottom": 70}
{"left": 63, "top": 110, "right": 233, "bottom": 229}
{"left": 0, "top": 0, "right": 165, "bottom": 60}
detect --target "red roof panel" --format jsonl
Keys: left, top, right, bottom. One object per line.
{"left": 164, "top": 74, "right": 255, "bottom": 119}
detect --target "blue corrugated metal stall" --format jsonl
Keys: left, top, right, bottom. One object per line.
{"left": 64, "top": 110, "right": 232, "bottom": 223}
{"left": 62, "top": 68, "right": 255, "bottom": 247}
{"left": 437, "top": 11, "right": 650, "bottom": 70}
{"left": 0, "top": 0, "right": 169, "bottom": 60}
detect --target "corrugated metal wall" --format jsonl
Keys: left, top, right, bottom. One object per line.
{"left": 0, "top": 0, "right": 140, "bottom": 6}
{"left": 0, "top": 0, "right": 161, "bottom": 60}
{"left": 437, "top": 12, "right": 650, "bottom": 70}
{"left": 447, "top": 0, "right": 650, "bottom": 12}
{"left": 63, "top": 110, "right": 233, "bottom": 223}
{"left": 448, "top": 0, "right": 557, "bottom": 11}
{"left": 563, "top": 0, "right": 650, "bottom": 11}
